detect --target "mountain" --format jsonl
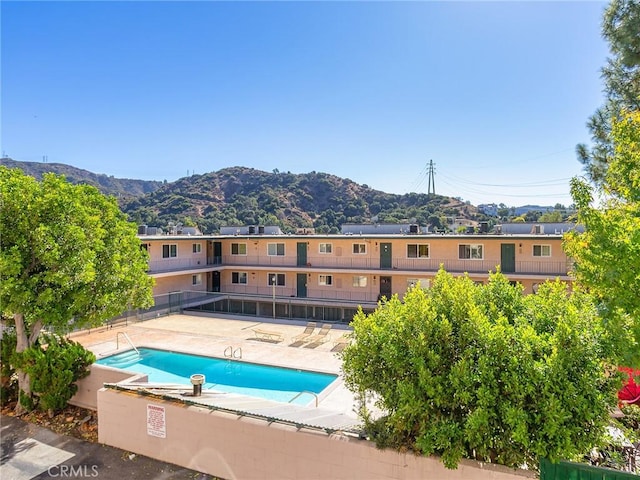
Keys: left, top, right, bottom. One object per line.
{"left": 2, "top": 159, "right": 486, "bottom": 234}
{"left": 120, "top": 166, "right": 484, "bottom": 233}
{"left": 0, "top": 158, "right": 163, "bottom": 198}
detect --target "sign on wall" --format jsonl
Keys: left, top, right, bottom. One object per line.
{"left": 147, "top": 404, "right": 166, "bottom": 438}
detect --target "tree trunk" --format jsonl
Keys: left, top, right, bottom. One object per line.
{"left": 13, "top": 313, "right": 42, "bottom": 415}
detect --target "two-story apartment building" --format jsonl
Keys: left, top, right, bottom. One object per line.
{"left": 140, "top": 223, "right": 576, "bottom": 322}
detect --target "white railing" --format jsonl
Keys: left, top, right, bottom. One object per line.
{"left": 116, "top": 332, "right": 139, "bottom": 354}
{"left": 220, "top": 256, "right": 568, "bottom": 276}
{"left": 148, "top": 257, "right": 209, "bottom": 273}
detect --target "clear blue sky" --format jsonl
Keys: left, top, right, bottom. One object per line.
{"left": 1, "top": 1, "right": 609, "bottom": 207}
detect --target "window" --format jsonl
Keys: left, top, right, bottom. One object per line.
{"left": 267, "top": 243, "right": 285, "bottom": 256}
{"left": 192, "top": 243, "right": 202, "bottom": 254}
{"left": 319, "top": 243, "right": 332, "bottom": 254}
{"left": 231, "top": 243, "right": 247, "bottom": 255}
{"left": 162, "top": 244, "right": 177, "bottom": 258}
{"left": 533, "top": 244, "right": 551, "bottom": 257}
{"left": 352, "top": 276, "right": 367, "bottom": 287}
{"left": 459, "top": 244, "right": 483, "bottom": 260}
{"left": 407, "top": 278, "right": 430, "bottom": 289}
{"left": 407, "top": 244, "right": 429, "bottom": 258}
{"left": 353, "top": 243, "right": 366, "bottom": 254}
{"left": 192, "top": 274, "right": 202, "bottom": 285}
{"left": 232, "top": 272, "right": 248, "bottom": 284}
{"left": 268, "top": 273, "right": 286, "bottom": 286}
{"left": 319, "top": 275, "right": 333, "bottom": 286}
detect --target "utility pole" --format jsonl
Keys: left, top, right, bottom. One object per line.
{"left": 427, "top": 159, "right": 436, "bottom": 195}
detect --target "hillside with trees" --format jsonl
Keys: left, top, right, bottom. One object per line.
{"left": 1, "top": 159, "right": 492, "bottom": 233}
{"left": 119, "top": 166, "right": 484, "bottom": 233}
{"left": 0, "top": 158, "right": 163, "bottom": 198}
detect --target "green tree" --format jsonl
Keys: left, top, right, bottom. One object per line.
{"left": 565, "top": 110, "right": 640, "bottom": 366}
{"left": 524, "top": 210, "right": 542, "bottom": 222}
{"left": 0, "top": 167, "right": 154, "bottom": 413}
{"left": 341, "top": 269, "right": 619, "bottom": 469}
{"left": 577, "top": 0, "right": 640, "bottom": 184}
{"left": 538, "top": 210, "right": 563, "bottom": 222}
{"left": 427, "top": 214, "right": 443, "bottom": 230}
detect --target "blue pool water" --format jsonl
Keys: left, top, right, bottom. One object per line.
{"left": 96, "top": 347, "right": 338, "bottom": 405}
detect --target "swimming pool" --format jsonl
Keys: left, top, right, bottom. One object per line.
{"left": 96, "top": 347, "right": 338, "bottom": 405}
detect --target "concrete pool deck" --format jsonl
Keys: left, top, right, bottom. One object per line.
{"left": 70, "top": 313, "right": 359, "bottom": 417}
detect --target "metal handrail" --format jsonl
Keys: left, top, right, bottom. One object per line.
{"left": 224, "top": 346, "right": 242, "bottom": 359}
{"left": 289, "top": 390, "right": 318, "bottom": 407}
{"left": 116, "top": 332, "right": 139, "bottom": 354}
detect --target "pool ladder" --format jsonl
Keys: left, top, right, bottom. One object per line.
{"left": 224, "top": 346, "right": 242, "bottom": 359}
{"left": 116, "top": 332, "right": 139, "bottom": 354}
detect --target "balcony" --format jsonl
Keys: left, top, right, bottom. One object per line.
{"left": 148, "top": 257, "right": 213, "bottom": 274}
{"left": 222, "top": 255, "right": 297, "bottom": 267}
{"left": 389, "top": 258, "right": 570, "bottom": 276}
{"left": 150, "top": 254, "right": 570, "bottom": 278}
{"left": 222, "top": 254, "right": 569, "bottom": 277}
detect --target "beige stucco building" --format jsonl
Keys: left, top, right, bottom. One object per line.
{"left": 138, "top": 223, "right": 575, "bottom": 322}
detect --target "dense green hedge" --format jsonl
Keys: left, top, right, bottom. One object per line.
{"left": 341, "top": 269, "right": 621, "bottom": 469}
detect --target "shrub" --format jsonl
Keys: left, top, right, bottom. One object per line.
{"left": 341, "top": 268, "right": 621, "bottom": 469}
{"left": 0, "top": 326, "right": 18, "bottom": 406}
{"left": 18, "top": 334, "right": 95, "bottom": 417}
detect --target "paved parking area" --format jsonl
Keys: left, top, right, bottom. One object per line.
{"left": 1, "top": 415, "right": 215, "bottom": 480}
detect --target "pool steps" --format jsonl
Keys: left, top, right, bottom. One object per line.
{"left": 100, "top": 349, "right": 145, "bottom": 368}
{"left": 289, "top": 390, "right": 319, "bottom": 407}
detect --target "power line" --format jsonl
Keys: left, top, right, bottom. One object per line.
{"left": 440, "top": 171, "right": 571, "bottom": 188}
{"left": 437, "top": 174, "right": 573, "bottom": 199}
{"left": 408, "top": 164, "right": 429, "bottom": 192}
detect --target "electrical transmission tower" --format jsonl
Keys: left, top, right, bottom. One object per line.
{"left": 427, "top": 159, "right": 436, "bottom": 195}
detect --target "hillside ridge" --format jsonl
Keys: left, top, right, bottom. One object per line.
{"left": 1, "top": 158, "right": 487, "bottom": 233}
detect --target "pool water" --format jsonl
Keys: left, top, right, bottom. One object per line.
{"left": 96, "top": 347, "right": 338, "bottom": 405}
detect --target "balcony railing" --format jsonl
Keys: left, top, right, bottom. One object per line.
{"left": 148, "top": 258, "right": 210, "bottom": 273}
{"left": 223, "top": 284, "right": 377, "bottom": 303}
{"left": 149, "top": 255, "right": 570, "bottom": 277}
{"left": 222, "top": 255, "right": 296, "bottom": 267}
{"left": 222, "top": 255, "right": 570, "bottom": 276}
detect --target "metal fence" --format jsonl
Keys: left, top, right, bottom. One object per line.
{"left": 540, "top": 457, "right": 638, "bottom": 480}
{"left": 108, "top": 290, "right": 375, "bottom": 326}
